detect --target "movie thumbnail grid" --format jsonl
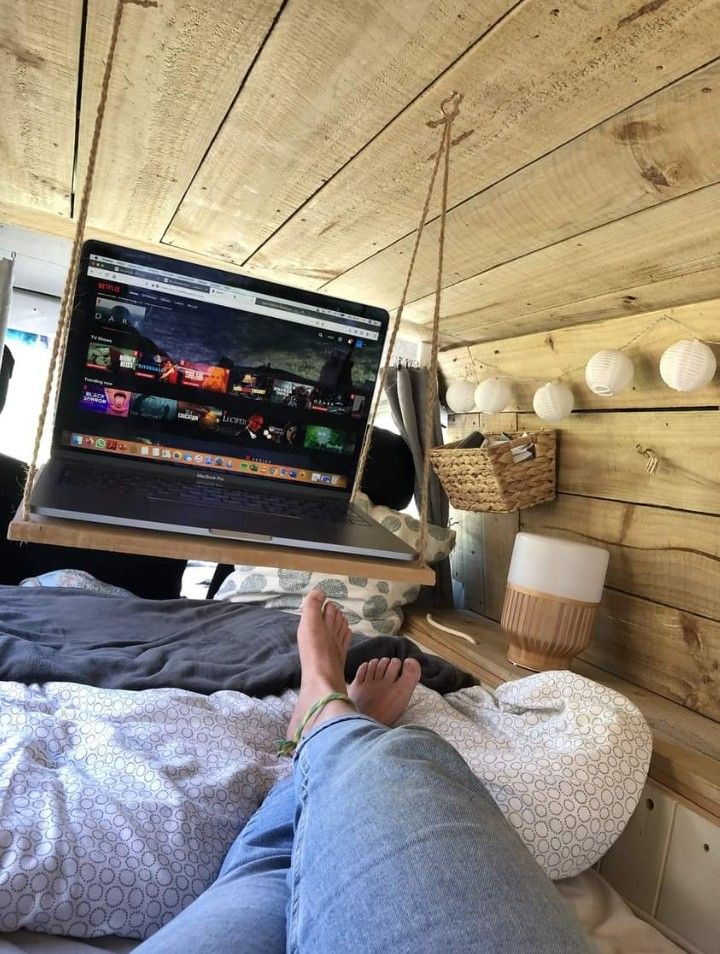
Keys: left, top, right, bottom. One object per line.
{"left": 86, "top": 337, "right": 368, "bottom": 418}
{"left": 79, "top": 382, "right": 356, "bottom": 457}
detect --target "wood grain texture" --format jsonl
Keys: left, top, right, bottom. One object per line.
{"left": 517, "top": 410, "right": 720, "bottom": 516}
{"left": 405, "top": 179, "right": 720, "bottom": 340}
{"left": 324, "top": 61, "right": 720, "bottom": 310}
{"left": 246, "top": 0, "right": 720, "bottom": 284}
{"left": 0, "top": 0, "right": 82, "bottom": 215}
{"left": 165, "top": 0, "right": 514, "bottom": 273}
{"left": 403, "top": 608, "right": 720, "bottom": 817}
{"left": 521, "top": 495, "right": 720, "bottom": 622}
{"left": 7, "top": 512, "right": 435, "bottom": 584}
{"left": 437, "top": 301, "right": 720, "bottom": 410}
{"left": 74, "top": 0, "right": 283, "bottom": 240}
{"left": 446, "top": 412, "right": 519, "bottom": 619}
{"left": 586, "top": 588, "right": 720, "bottom": 722}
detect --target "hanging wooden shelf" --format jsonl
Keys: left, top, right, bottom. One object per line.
{"left": 7, "top": 511, "right": 436, "bottom": 585}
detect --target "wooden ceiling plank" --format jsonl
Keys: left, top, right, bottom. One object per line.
{"left": 406, "top": 179, "right": 720, "bottom": 340}
{"left": 244, "top": 0, "right": 720, "bottom": 284}
{"left": 324, "top": 60, "right": 720, "bottom": 309}
{"left": 437, "top": 300, "right": 720, "bottom": 410}
{"left": 431, "top": 265, "right": 720, "bottom": 344}
{"left": 0, "top": 0, "right": 83, "bottom": 216}
{"left": 163, "top": 0, "right": 516, "bottom": 275}
{"left": 74, "top": 0, "right": 284, "bottom": 241}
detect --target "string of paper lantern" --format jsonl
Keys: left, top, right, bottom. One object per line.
{"left": 444, "top": 313, "right": 719, "bottom": 421}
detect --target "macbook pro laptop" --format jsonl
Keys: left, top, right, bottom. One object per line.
{"left": 30, "top": 240, "right": 416, "bottom": 561}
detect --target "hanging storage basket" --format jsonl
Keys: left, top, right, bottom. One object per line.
{"left": 429, "top": 431, "right": 556, "bottom": 513}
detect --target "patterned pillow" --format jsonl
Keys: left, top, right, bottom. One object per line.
{"left": 215, "top": 494, "right": 455, "bottom": 636}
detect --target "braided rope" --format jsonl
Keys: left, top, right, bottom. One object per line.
{"left": 20, "top": 0, "right": 157, "bottom": 519}
{"left": 352, "top": 93, "right": 461, "bottom": 568}
{"left": 350, "top": 108, "right": 448, "bottom": 505}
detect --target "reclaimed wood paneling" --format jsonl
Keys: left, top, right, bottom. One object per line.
{"left": 522, "top": 495, "right": 720, "bottom": 622}
{"left": 324, "top": 62, "right": 720, "bottom": 311}
{"left": 589, "top": 589, "right": 720, "bottom": 721}
{"left": 0, "top": 0, "right": 82, "bottom": 215}
{"left": 405, "top": 179, "right": 720, "bottom": 340}
{"left": 437, "top": 302, "right": 720, "bottom": 410}
{"left": 246, "top": 0, "right": 720, "bottom": 284}
{"left": 165, "top": 0, "right": 515, "bottom": 273}
{"left": 74, "top": 0, "right": 283, "bottom": 240}
{"left": 516, "top": 410, "right": 720, "bottom": 515}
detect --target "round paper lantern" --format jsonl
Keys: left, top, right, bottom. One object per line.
{"left": 474, "top": 377, "right": 513, "bottom": 414}
{"left": 533, "top": 380, "right": 574, "bottom": 421}
{"left": 445, "top": 379, "right": 477, "bottom": 413}
{"left": 585, "top": 349, "right": 634, "bottom": 396}
{"left": 659, "top": 340, "right": 717, "bottom": 392}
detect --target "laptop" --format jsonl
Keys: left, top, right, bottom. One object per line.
{"left": 30, "top": 240, "right": 416, "bottom": 562}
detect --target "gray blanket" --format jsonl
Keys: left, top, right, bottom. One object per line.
{"left": 0, "top": 586, "right": 473, "bottom": 696}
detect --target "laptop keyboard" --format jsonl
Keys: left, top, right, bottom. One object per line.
{"left": 59, "top": 467, "right": 372, "bottom": 525}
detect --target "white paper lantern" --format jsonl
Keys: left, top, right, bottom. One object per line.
{"left": 445, "top": 379, "right": 477, "bottom": 413}
{"left": 659, "top": 340, "right": 717, "bottom": 392}
{"left": 585, "top": 350, "right": 634, "bottom": 396}
{"left": 474, "top": 377, "right": 513, "bottom": 414}
{"left": 533, "top": 380, "right": 574, "bottom": 421}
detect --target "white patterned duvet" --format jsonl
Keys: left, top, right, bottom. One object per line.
{"left": 0, "top": 674, "right": 651, "bottom": 942}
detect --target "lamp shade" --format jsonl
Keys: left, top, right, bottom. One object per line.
{"left": 532, "top": 381, "right": 574, "bottom": 421}
{"left": 585, "top": 349, "right": 634, "bottom": 396}
{"left": 445, "top": 379, "right": 477, "bottom": 413}
{"left": 474, "top": 377, "right": 513, "bottom": 414}
{"left": 659, "top": 340, "right": 716, "bottom": 392}
{"left": 501, "top": 532, "right": 609, "bottom": 671}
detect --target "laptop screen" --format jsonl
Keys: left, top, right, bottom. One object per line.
{"left": 55, "top": 241, "right": 389, "bottom": 493}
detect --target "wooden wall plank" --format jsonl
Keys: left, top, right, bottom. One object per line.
{"left": 244, "top": 0, "right": 720, "bottom": 284}
{"left": 586, "top": 589, "right": 720, "bottom": 722}
{"left": 74, "top": 0, "right": 284, "bottom": 241}
{"left": 517, "top": 410, "right": 720, "bottom": 516}
{"left": 446, "top": 411, "right": 518, "bottom": 620}
{"left": 404, "top": 179, "right": 720, "bottom": 340}
{"left": 522, "top": 495, "right": 720, "bottom": 622}
{"left": 0, "top": 0, "right": 83, "bottom": 216}
{"left": 324, "top": 61, "right": 720, "bottom": 310}
{"left": 165, "top": 0, "right": 517, "bottom": 274}
{"left": 437, "top": 301, "right": 720, "bottom": 411}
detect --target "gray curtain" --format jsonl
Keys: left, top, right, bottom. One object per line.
{"left": 385, "top": 366, "right": 453, "bottom": 606}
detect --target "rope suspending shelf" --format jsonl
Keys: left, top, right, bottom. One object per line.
{"left": 8, "top": 1, "right": 463, "bottom": 585}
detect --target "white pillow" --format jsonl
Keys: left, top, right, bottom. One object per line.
{"left": 215, "top": 493, "right": 455, "bottom": 636}
{"left": 399, "top": 673, "right": 652, "bottom": 879}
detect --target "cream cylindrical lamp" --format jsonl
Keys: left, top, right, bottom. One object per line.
{"left": 501, "top": 532, "right": 610, "bottom": 671}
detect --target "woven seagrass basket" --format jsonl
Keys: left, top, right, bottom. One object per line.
{"left": 429, "top": 430, "right": 556, "bottom": 513}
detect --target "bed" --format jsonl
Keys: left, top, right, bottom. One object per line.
{"left": 0, "top": 585, "right": 683, "bottom": 953}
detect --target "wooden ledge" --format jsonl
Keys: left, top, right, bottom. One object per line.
{"left": 404, "top": 608, "right": 720, "bottom": 821}
{"left": 7, "top": 512, "right": 435, "bottom": 585}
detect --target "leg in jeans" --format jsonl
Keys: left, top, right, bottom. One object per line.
{"left": 133, "top": 777, "right": 295, "bottom": 954}
{"left": 284, "top": 589, "right": 593, "bottom": 954}
{"left": 132, "top": 594, "right": 421, "bottom": 954}
{"left": 289, "top": 716, "right": 593, "bottom": 954}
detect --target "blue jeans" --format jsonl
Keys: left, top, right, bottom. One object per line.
{"left": 135, "top": 715, "right": 592, "bottom": 953}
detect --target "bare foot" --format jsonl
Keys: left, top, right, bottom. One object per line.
{"left": 348, "top": 657, "right": 421, "bottom": 726}
{"left": 286, "top": 589, "right": 354, "bottom": 743}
